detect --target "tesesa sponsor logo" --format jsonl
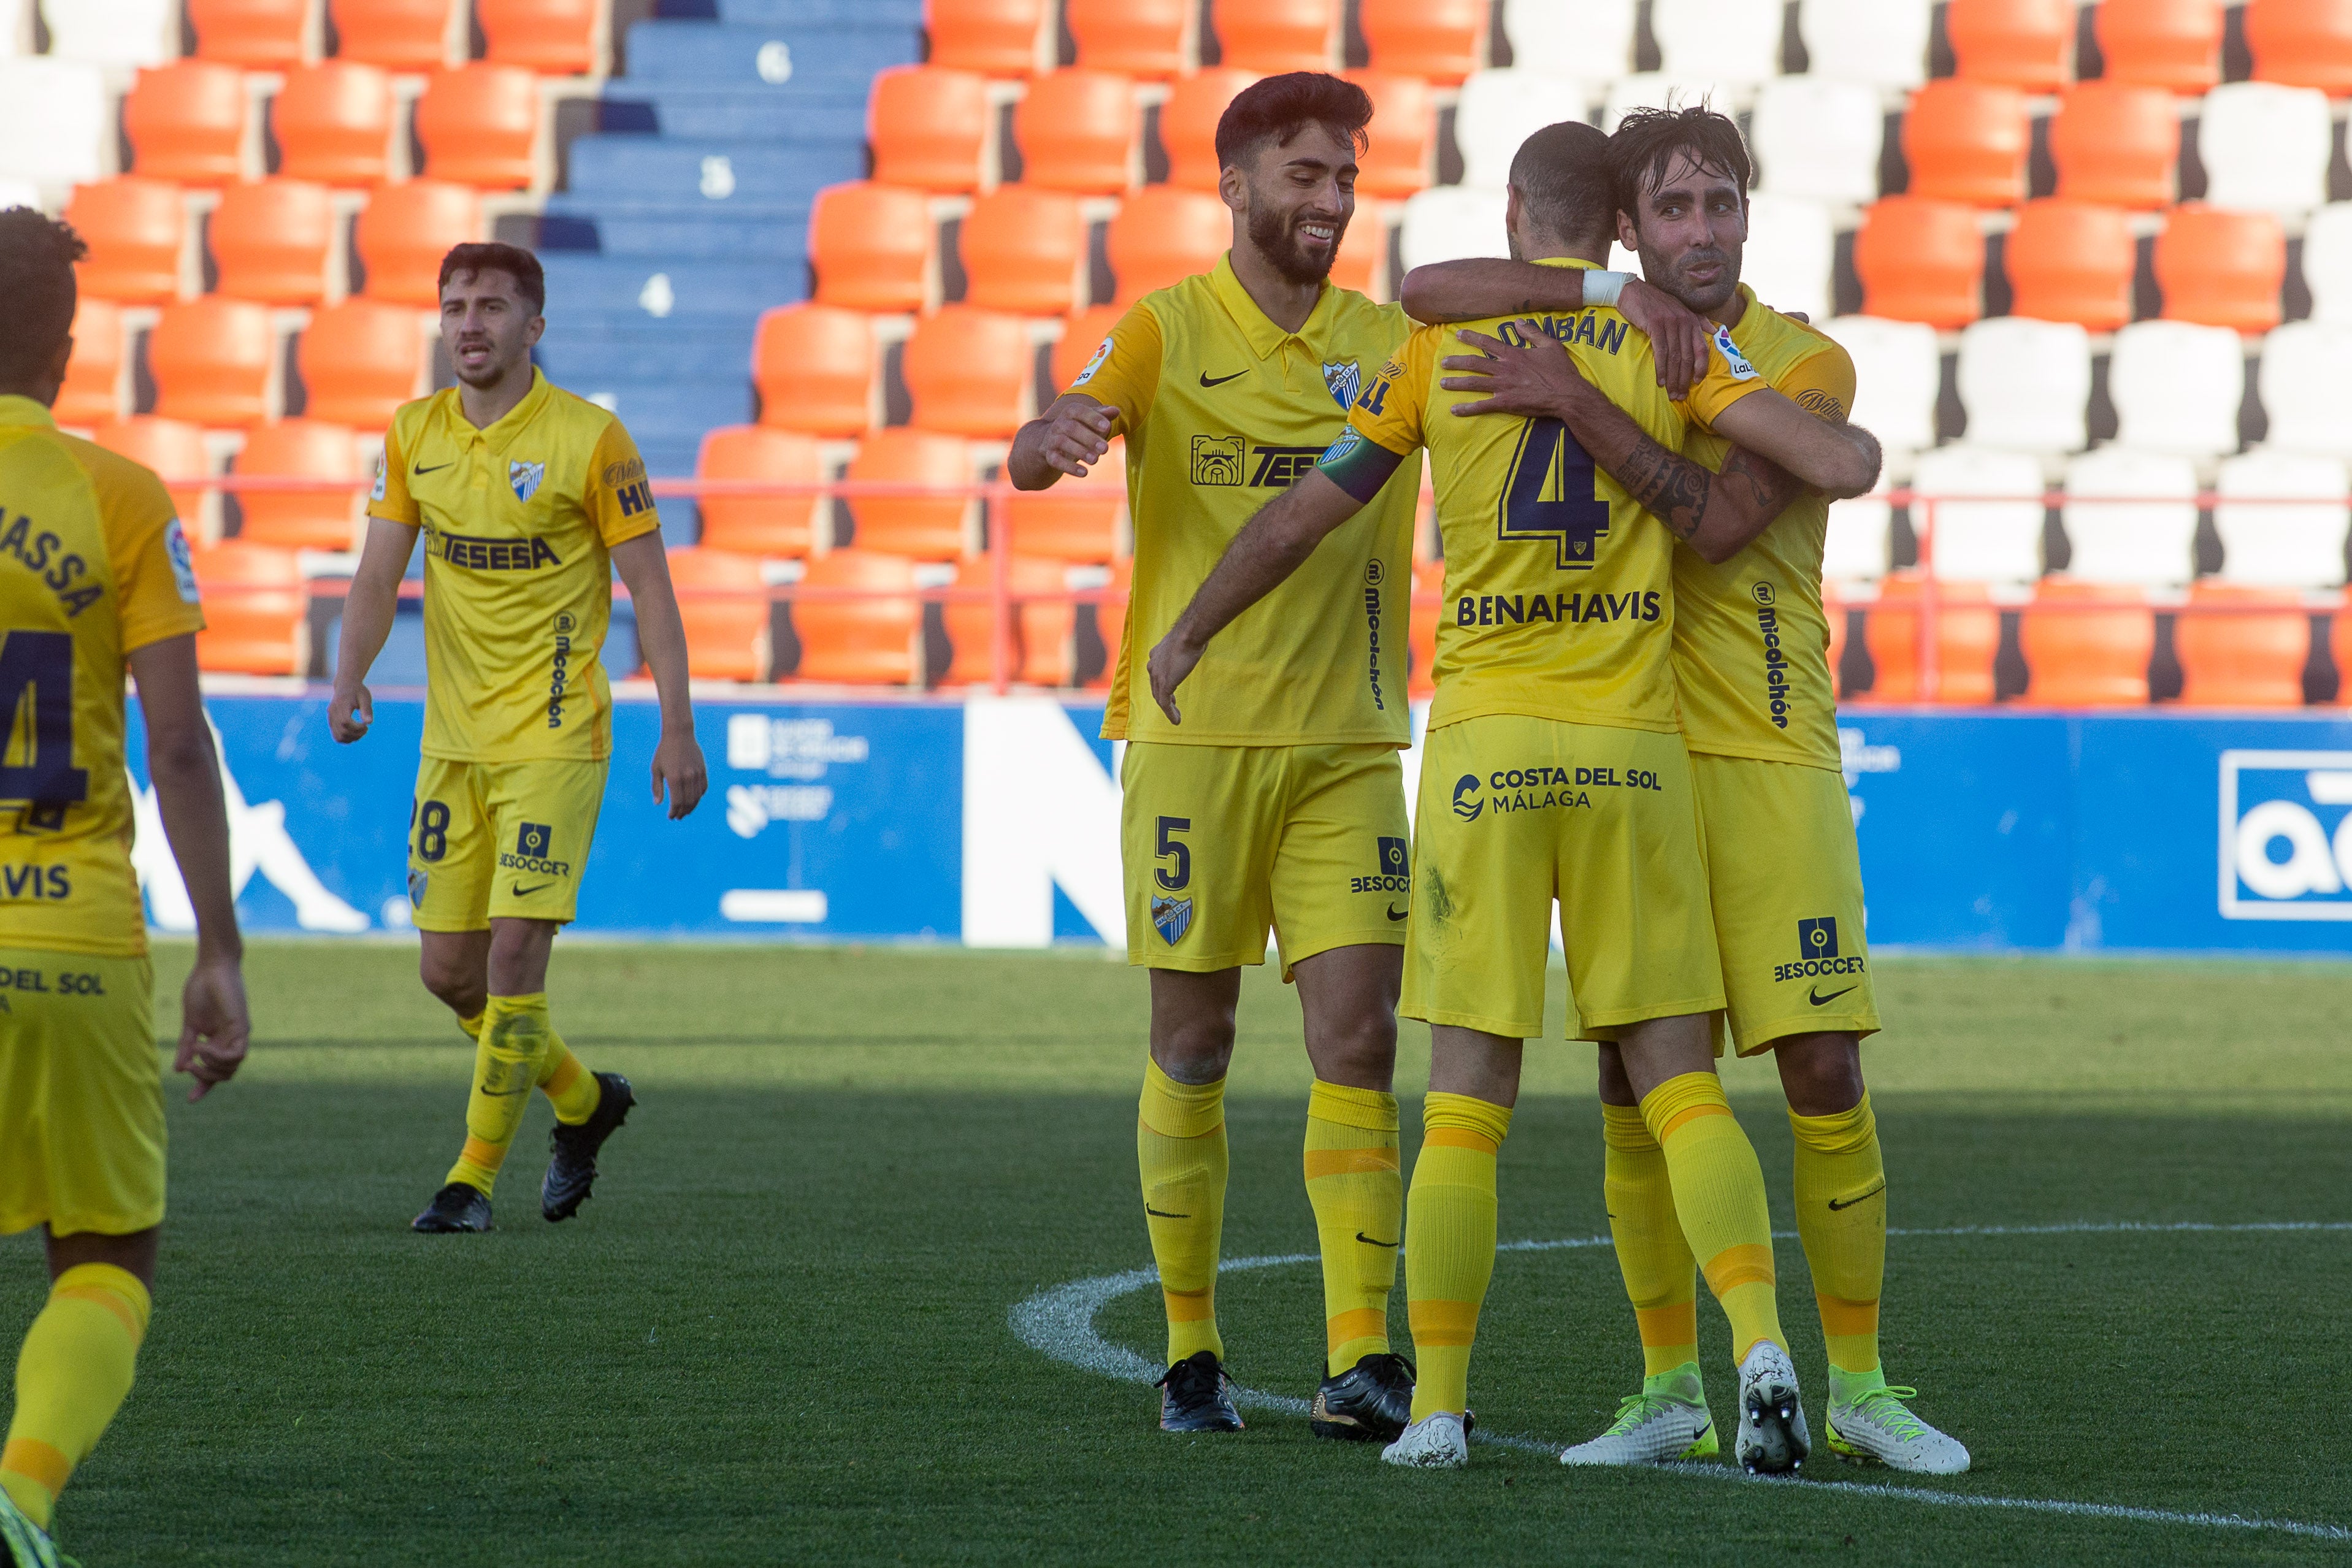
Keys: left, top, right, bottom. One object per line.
{"left": 1188, "top": 436, "right": 1333, "bottom": 488}
{"left": 1774, "top": 916, "right": 1867, "bottom": 982}
{"left": 1350, "top": 834, "right": 1410, "bottom": 893}
{"left": 2220, "top": 751, "right": 2352, "bottom": 920}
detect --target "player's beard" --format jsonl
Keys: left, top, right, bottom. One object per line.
{"left": 1638, "top": 235, "right": 1743, "bottom": 317}
{"left": 1246, "top": 201, "right": 1346, "bottom": 286}
{"left": 453, "top": 342, "right": 528, "bottom": 391}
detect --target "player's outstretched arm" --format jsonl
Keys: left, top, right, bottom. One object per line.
{"left": 1706, "top": 388, "right": 1882, "bottom": 500}
{"left": 328, "top": 516, "right": 420, "bottom": 743}
{"left": 1398, "top": 260, "right": 1709, "bottom": 399}
{"left": 611, "top": 532, "right": 708, "bottom": 820}
{"left": 1008, "top": 394, "right": 1118, "bottom": 490}
{"left": 127, "top": 632, "right": 250, "bottom": 1102}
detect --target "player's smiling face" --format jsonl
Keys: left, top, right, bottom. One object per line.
{"left": 1620, "top": 151, "right": 1749, "bottom": 318}
{"left": 1227, "top": 123, "right": 1358, "bottom": 286}
{"left": 440, "top": 268, "right": 546, "bottom": 390}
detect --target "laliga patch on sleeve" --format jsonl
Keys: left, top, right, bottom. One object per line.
{"left": 1070, "top": 338, "right": 1113, "bottom": 387}
{"left": 1711, "top": 323, "right": 1758, "bottom": 381}
{"left": 164, "top": 518, "right": 201, "bottom": 603}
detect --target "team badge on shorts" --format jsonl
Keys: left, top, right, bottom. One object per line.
{"left": 407, "top": 868, "right": 429, "bottom": 904}
{"left": 509, "top": 460, "right": 545, "bottom": 502}
{"left": 1151, "top": 893, "right": 1195, "bottom": 946}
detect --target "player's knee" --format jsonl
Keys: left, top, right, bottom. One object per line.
{"left": 418, "top": 951, "right": 481, "bottom": 1014}
{"left": 1775, "top": 1033, "right": 1864, "bottom": 1115}
{"left": 1153, "top": 1012, "right": 1236, "bottom": 1081}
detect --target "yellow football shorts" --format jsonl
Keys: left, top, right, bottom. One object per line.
{"left": 1120, "top": 741, "right": 1411, "bottom": 974}
{"left": 0, "top": 949, "right": 163, "bottom": 1239}
{"left": 408, "top": 757, "right": 609, "bottom": 930}
{"left": 1692, "top": 752, "right": 1880, "bottom": 1055}
{"left": 1403, "top": 716, "right": 1724, "bottom": 1039}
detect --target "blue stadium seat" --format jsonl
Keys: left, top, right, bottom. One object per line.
{"left": 538, "top": 254, "right": 809, "bottom": 318}
{"left": 565, "top": 136, "right": 864, "bottom": 207}
{"left": 597, "top": 85, "right": 868, "bottom": 140}
{"left": 540, "top": 200, "right": 815, "bottom": 261}
{"left": 708, "top": 0, "right": 927, "bottom": 22}
{"left": 622, "top": 21, "right": 921, "bottom": 85}
{"left": 533, "top": 321, "right": 761, "bottom": 386}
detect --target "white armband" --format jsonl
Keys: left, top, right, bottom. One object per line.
{"left": 1580, "top": 270, "right": 1631, "bottom": 308}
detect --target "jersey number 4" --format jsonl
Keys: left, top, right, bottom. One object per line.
{"left": 0, "top": 629, "right": 90, "bottom": 808}
{"left": 1498, "top": 417, "right": 1610, "bottom": 570}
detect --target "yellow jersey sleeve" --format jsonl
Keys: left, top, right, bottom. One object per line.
{"left": 1066, "top": 303, "right": 1163, "bottom": 432}
{"left": 74, "top": 442, "right": 204, "bottom": 654}
{"left": 370, "top": 415, "right": 420, "bottom": 527}
{"left": 1679, "top": 321, "right": 1774, "bottom": 431}
{"left": 583, "top": 419, "right": 662, "bottom": 548}
{"left": 1771, "top": 338, "right": 1856, "bottom": 425}
{"left": 1346, "top": 328, "right": 1437, "bottom": 455}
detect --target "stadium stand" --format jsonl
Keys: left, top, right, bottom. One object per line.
{"left": 846, "top": 426, "right": 982, "bottom": 556}
{"left": 331, "top": 0, "right": 464, "bottom": 69}
{"left": 2245, "top": 0, "right": 2352, "bottom": 94}
{"left": 962, "top": 184, "right": 1087, "bottom": 313}
{"left": 2094, "top": 0, "right": 2224, "bottom": 94}
{"left": 188, "top": 538, "right": 310, "bottom": 675}
{"left": 1910, "top": 445, "right": 2048, "bottom": 583}
{"left": 1065, "top": 0, "right": 1190, "bottom": 78}
{"left": 929, "top": 0, "right": 1048, "bottom": 76}
{"left": 2109, "top": 318, "right": 2245, "bottom": 457}
{"left": 1853, "top": 197, "right": 1986, "bottom": 326}
{"left": 810, "top": 182, "right": 935, "bottom": 312}
{"left": 668, "top": 546, "right": 772, "bottom": 681}
{"left": 1161, "top": 69, "right": 1258, "bottom": 189}
{"left": 2059, "top": 446, "right": 2201, "bottom": 585}
{"left": 1862, "top": 575, "right": 2002, "bottom": 704}
{"left": 2197, "top": 82, "right": 2331, "bottom": 215}
{"left": 188, "top": 0, "right": 312, "bottom": 67}
{"left": 2155, "top": 205, "right": 2286, "bottom": 332}
{"left": 1211, "top": 0, "right": 1335, "bottom": 73}
{"left": 353, "top": 181, "right": 483, "bottom": 304}
{"left": 1455, "top": 71, "right": 1585, "bottom": 189}
{"left": 43, "top": 0, "right": 181, "bottom": 67}
{"left": 901, "top": 306, "right": 1033, "bottom": 435}
{"left": 67, "top": 177, "right": 186, "bottom": 304}
{"left": 2049, "top": 80, "right": 2180, "bottom": 207}
{"left": 697, "top": 424, "right": 826, "bottom": 559}
{"left": 2213, "top": 450, "right": 2351, "bottom": 587}
{"left": 57, "top": 300, "right": 129, "bottom": 427}
{"left": 297, "top": 299, "right": 428, "bottom": 427}
{"left": 151, "top": 297, "right": 277, "bottom": 427}
{"left": 867, "top": 67, "right": 992, "bottom": 191}
{"left": 415, "top": 64, "right": 545, "bottom": 188}
{"left": 2020, "top": 579, "right": 2157, "bottom": 706}
{"left": 1106, "top": 186, "right": 1227, "bottom": 305}
{"left": 1360, "top": 0, "right": 1485, "bottom": 83}
{"left": 1750, "top": 76, "right": 1883, "bottom": 205}
{"left": 1947, "top": 0, "right": 2073, "bottom": 91}
{"left": 1798, "top": 0, "right": 1931, "bottom": 88}
{"left": 1957, "top": 317, "right": 2092, "bottom": 453}
{"left": 1902, "top": 79, "right": 2032, "bottom": 205}
{"left": 2258, "top": 321, "right": 2352, "bottom": 459}
{"left": 754, "top": 304, "right": 878, "bottom": 437}
{"left": 274, "top": 62, "right": 397, "bottom": 186}
{"left": 1652, "top": 0, "right": 1783, "bottom": 83}
{"left": 211, "top": 180, "right": 339, "bottom": 305}
{"left": 1006, "top": 437, "right": 1126, "bottom": 559}
{"left": 2175, "top": 581, "right": 2312, "bottom": 705}
{"left": 123, "top": 59, "right": 250, "bottom": 185}
{"left": 232, "top": 419, "right": 364, "bottom": 551}
{"left": 1013, "top": 69, "right": 1140, "bottom": 193}
{"left": 94, "top": 417, "right": 214, "bottom": 533}
{"left": 2004, "top": 200, "right": 2137, "bottom": 331}
{"left": 791, "top": 549, "right": 923, "bottom": 684}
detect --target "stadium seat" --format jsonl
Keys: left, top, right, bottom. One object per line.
{"left": 2095, "top": 0, "right": 2224, "bottom": 93}
{"left": 1050, "top": 304, "right": 1123, "bottom": 394}
{"left": 1329, "top": 198, "right": 1385, "bottom": 297}
{"left": 353, "top": 180, "right": 480, "bottom": 306}
{"left": 93, "top": 418, "right": 213, "bottom": 525}
{"left": 1750, "top": 77, "right": 1884, "bottom": 205}
{"left": 1454, "top": 71, "right": 1587, "bottom": 190}
{"left": 791, "top": 549, "right": 921, "bottom": 686}
{"left": 1909, "top": 445, "right": 2048, "bottom": 582}
{"left": 2020, "top": 579, "right": 2156, "bottom": 705}
{"left": 40, "top": 0, "right": 178, "bottom": 67}
{"left": 2301, "top": 201, "right": 2352, "bottom": 322}
{"left": 1823, "top": 494, "right": 1893, "bottom": 580}
{"left": 2214, "top": 449, "right": 2350, "bottom": 586}
{"left": 1211, "top": 0, "right": 1336, "bottom": 72}
{"left": 1160, "top": 69, "right": 1258, "bottom": 191}
{"left": 903, "top": 306, "right": 1032, "bottom": 437}
{"left": 755, "top": 305, "right": 877, "bottom": 438}
{"left": 1346, "top": 73, "right": 1435, "bottom": 199}
{"left": 929, "top": 0, "right": 1047, "bottom": 76}
{"left": 1086, "top": 555, "right": 1135, "bottom": 689}
{"left": 1400, "top": 186, "right": 1509, "bottom": 272}
{"left": 150, "top": 298, "right": 275, "bottom": 427}
{"left": 810, "top": 183, "right": 935, "bottom": 314}
{"left": 695, "top": 425, "right": 826, "bottom": 560}
{"left": 210, "top": 179, "right": 335, "bottom": 305}
{"left": 274, "top": 63, "right": 395, "bottom": 188}
{"left": 2004, "top": 199, "right": 2137, "bottom": 331}
{"left": 1956, "top": 317, "right": 2091, "bottom": 453}
{"left": 56, "top": 300, "right": 127, "bottom": 427}
{"left": 867, "top": 67, "right": 992, "bottom": 193}
{"left": 2246, "top": 0, "right": 2352, "bottom": 94}
{"left": 1065, "top": 0, "right": 1189, "bottom": 77}
{"left": 477, "top": 0, "right": 601, "bottom": 75}
{"left": 1408, "top": 557, "right": 1442, "bottom": 695}
{"left": 1013, "top": 71, "right": 1138, "bottom": 194}
{"left": 188, "top": 541, "right": 307, "bottom": 674}
{"left": 2197, "top": 82, "right": 2332, "bottom": 216}
{"left": 1650, "top": 0, "right": 1785, "bottom": 83}
{"left": 667, "top": 548, "right": 771, "bottom": 683}
{"left": 942, "top": 555, "right": 1073, "bottom": 685}
{"left": 297, "top": 299, "right": 426, "bottom": 427}
{"left": 2256, "top": 320, "right": 2352, "bottom": 458}
{"left": 415, "top": 64, "right": 543, "bottom": 189}
{"left": 1821, "top": 315, "right": 1942, "bottom": 458}
{"left": 846, "top": 427, "right": 976, "bottom": 558}
{"left": 2059, "top": 446, "right": 2200, "bottom": 586}
{"left": 1359, "top": 0, "right": 1485, "bottom": 85}
{"left": 2175, "top": 582, "right": 2312, "bottom": 704}
{"left": 233, "top": 418, "right": 361, "bottom": 551}
{"left": 962, "top": 185, "right": 1087, "bottom": 315}
{"left": 2110, "top": 318, "right": 2246, "bottom": 456}
{"left": 1861, "top": 573, "right": 2001, "bottom": 703}
{"left": 2050, "top": 82, "right": 2180, "bottom": 208}
{"left": 189, "top": 0, "right": 308, "bottom": 66}
{"left": 2154, "top": 204, "right": 2286, "bottom": 332}
{"left": 123, "top": 61, "right": 248, "bottom": 186}
{"left": 1852, "top": 197, "right": 1986, "bottom": 327}
{"left": 1945, "top": 0, "right": 2072, "bottom": 91}
{"left": 1902, "top": 80, "right": 2031, "bottom": 207}
{"left": 331, "top": 0, "right": 458, "bottom": 70}
{"left": 1741, "top": 193, "right": 1836, "bottom": 324}
{"left": 0, "top": 60, "right": 107, "bottom": 189}
{"left": 1106, "top": 186, "right": 1227, "bottom": 307}
{"left": 67, "top": 178, "right": 186, "bottom": 304}
{"left": 1006, "top": 437, "right": 1126, "bottom": 560}
{"left": 1797, "top": 0, "right": 1932, "bottom": 89}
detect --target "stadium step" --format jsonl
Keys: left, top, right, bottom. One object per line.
{"left": 566, "top": 135, "right": 864, "bottom": 207}
{"left": 622, "top": 20, "right": 920, "bottom": 85}
{"left": 534, "top": 321, "right": 767, "bottom": 384}
{"left": 540, "top": 204, "right": 814, "bottom": 261}
{"left": 538, "top": 254, "right": 808, "bottom": 317}
{"left": 699, "top": 0, "right": 927, "bottom": 25}
{"left": 599, "top": 84, "right": 868, "bottom": 140}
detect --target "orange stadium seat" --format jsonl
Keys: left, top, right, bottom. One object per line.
{"left": 2155, "top": 204, "right": 2286, "bottom": 331}
{"left": 330, "top": 0, "right": 458, "bottom": 69}
{"left": 210, "top": 179, "right": 335, "bottom": 305}
{"left": 1049, "top": 304, "right": 1123, "bottom": 396}
{"left": 297, "top": 299, "right": 426, "bottom": 427}
{"left": 1329, "top": 198, "right": 1384, "bottom": 296}
{"left": 1408, "top": 557, "right": 1442, "bottom": 695}
{"left": 478, "top": 0, "right": 600, "bottom": 74}
{"left": 1348, "top": 73, "right": 1435, "bottom": 198}
{"left": 2335, "top": 594, "right": 2352, "bottom": 694}
{"left": 902, "top": 307, "right": 1033, "bottom": 436}
{"left": 1212, "top": 0, "right": 1336, "bottom": 71}
{"left": 1947, "top": 0, "right": 2072, "bottom": 91}
{"left": 1359, "top": 0, "right": 1487, "bottom": 85}
{"left": 2176, "top": 583, "right": 2311, "bottom": 704}
{"left": 415, "top": 65, "right": 542, "bottom": 189}
{"left": 808, "top": 183, "right": 933, "bottom": 313}
{"left": 929, "top": 0, "right": 1046, "bottom": 75}
{"left": 2050, "top": 82, "right": 2180, "bottom": 208}
{"left": 846, "top": 427, "right": 976, "bottom": 557}
{"left": 123, "top": 61, "right": 248, "bottom": 186}
{"left": 1903, "top": 79, "right": 2031, "bottom": 206}
{"left": 67, "top": 178, "right": 185, "bottom": 304}
{"left": 1107, "top": 186, "right": 1227, "bottom": 307}
{"left": 56, "top": 302, "right": 128, "bottom": 427}
{"left": 2020, "top": 579, "right": 2155, "bottom": 705}
{"left": 274, "top": 63, "right": 395, "bottom": 187}
{"left": 960, "top": 185, "right": 1087, "bottom": 315}
{"left": 1861, "top": 575, "right": 2001, "bottom": 703}
{"left": 2005, "top": 199, "right": 2136, "bottom": 330}
{"left": 753, "top": 304, "right": 876, "bottom": 437}
{"left": 695, "top": 425, "right": 825, "bottom": 559}
{"left": 1065, "top": 0, "right": 1189, "bottom": 77}
{"left": 93, "top": 419, "right": 213, "bottom": 525}
{"left": 1006, "top": 437, "right": 1125, "bottom": 560}
{"left": 1161, "top": 69, "right": 1258, "bottom": 191}
{"left": 791, "top": 549, "right": 921, "bottom": 684}
{"left": 667, "top": 548, "right": 772, "bottom": 682}
{"left": 1854, "top": 197, "right": 1986, "bottom": 327}
{"left": 942, "top": 555, "right": 1073, "bottom": 684}
{"left": 2096, "top": 0, "right": 2224, "bottom": 93}
{"left": 1014, "top": 71, "right": 1139, "bottom": 194}
{"left": 232, "top": 418, "right": 360, "bottom": 550}
{"left": 188, "top": 541, "right": 307, "bottom": 674}
{"left": 189, "top": 0, "right": 307, "bottom": 66}
{"left": 151, "top": 298, "right": 274, "bottom": 427}
{"left": 867, "top": 67, "right": 992, "bottom": 193}
{"left": 1086, "top": 556, "right": 1132, "bottom": 687}
{"left": 1826, "top": 595, "right": 1851, "bottom": 694}
{"left": 2247, "top": 0, "right": 2352, "bottom": 96}
{"left": 354, "top": 180, "right": 481, "bottom": 305}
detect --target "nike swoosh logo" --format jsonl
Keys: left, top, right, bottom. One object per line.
{"left": 1355, "top": 1232, "right": 1399, "bottom": 1248}
{"left": 1385, "top": 904, "right": 1408, "bottom": 922}
{"left": 511, "top": 882, "right": 553, "bottom": 897}
{"left": 413, "top": 461, "right": 453, "bottom": 474}
{"left": 1198, "top": 370, "right": 1248, "bottom": 388}
{"left": 1808, "top": 984, "right": 1858, "bottom": 1006}
{"left": 1828, "top": 1180, "right": 1886, "bottom": 1212}
{"left": 1144, "top": 1206, "right": 1190, "bottom": 1219}
{"left": 486, "top": 1087, "right": 531, "bottom": 1097}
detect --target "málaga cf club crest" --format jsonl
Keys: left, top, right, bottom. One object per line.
{"left": 1151, "top": 893, "right": 1194, "bottom": 945}
{"left": 509, "top": 460, "right": 546, "bottom": 503}
{"left": 1323, "top": 360, "right": 1361, "bottom": 411}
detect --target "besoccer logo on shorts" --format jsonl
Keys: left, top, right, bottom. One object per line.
{"left": 516, "top": 821, "right": 553, "bottom": 859}
{"left": 1798, "top": 917, "right": 1838, "bottom": 958}
{"left": 2219, "top": 751, "right": 2352, "bottom": 920}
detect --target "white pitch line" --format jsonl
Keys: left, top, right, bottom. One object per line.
{"left": 1006, "top": 1222, "right": 2352, "bottom": 1544}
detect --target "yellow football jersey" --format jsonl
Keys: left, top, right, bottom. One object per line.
{"left": 1674, "top": 289, "right": 1852, "bottom": 770}
{"left": 0, "top": 395, "right": 205, "bottom": 958}
{"left": 1343, "top": 258, "right": 1765, "bottom": 734}
{"left": 369, "top": 370, "right": 660, "bottom": 763}
{"left": 1071, "top": 253, "right": 1423, "bottom": 746}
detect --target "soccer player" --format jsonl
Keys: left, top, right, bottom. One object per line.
{"left": 0, "top": 208, "right": 251, "bottom": 1567}
{"left": 1400, "top": 105, "right": 1967, "bottom": 1473}
{"left": 329, "top": 242, "right": 707, "bottom": 1234}
{"left": 1147, "top": 120, "right": 1882, "bottom": 1472}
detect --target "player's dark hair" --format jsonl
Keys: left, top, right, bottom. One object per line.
{"left": 0, "top": 207, "right": 86, "bottom": 391}
{"left": 1214, "top": 72, "right": 1374, "bottom": 174}
{"left": 437, "top": 240, "right": 546, "bottom": 315}
{"left": 1506, "top": 121, "right": 1618, "bottom": 253}
{"left": 1608, "top": 104, "right": 1752, "bottom": 231}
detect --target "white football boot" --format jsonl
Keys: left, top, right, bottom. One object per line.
{"left": 1381, "top": 1411, "right": 1469, "bottom": 1469}
{"left": 1734, "top": 1341, "right": 1811, "bottom": 1474}
{"left": 1560, "top": 1366, "right": 1718, "bottom": 1466}
{"left": 1826, "top": 1384, "right": 1971, "bottom": 1474}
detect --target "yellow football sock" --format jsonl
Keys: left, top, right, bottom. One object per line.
{"left": 1790, "top": 1093, "right": 1887, "bottom": 1377}
{"left": 445, "top": 992, "right": 556, "bottom": 1199}
{"left": 1404, "top": 1092, "right": 1511, "bottom": 1421}
{"left": 1639, "top": 1072, "right": 1785, "bottom": 1363}
{"left": 2, "top": 1264, "right": 151, "bottom": 1532}
{"left": 1303, "top": 1080, "right": 1402, "bottom": 1376}
{"left": 1138, "top": 1061, "right": 1227, "bottom": 1367}
{"left": 456, "top": 1011, "right": 483, "bottom": 1042}
{"left": 1601, "top": 1102, "right": 1700, "bottom": 1377}
{"left": 537, "top": 1038, "right": 603, "bottom": 1126}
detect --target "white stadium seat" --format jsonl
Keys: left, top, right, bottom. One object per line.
{"left": 1741, "top": 192, "right": 1834, "bottom": 323}
{"left": 1823, "top": 495, "right": 1893, "bottom": 581}
{"left": 0, "top": 0, "right": 32, "bottom": 57}
{"left": 1400, "top": 186, "right": 1511, "bottom": 272}
{"left": 2197, "top": 82, "right": 2333, "bottom": 218}
{"left": 2256, "top": 321, "right": 2352, "bottom": 461}
{"left": 1455, "top": 71, "right": 1587, "bottom": 189}
{"left": 1503, "top": 0, "right": 1635, "bottom": 78}
{"left": 1798, "top": 0, "right": 1932, "bottom": 90}
{"left": 2214, "top": 450, "right": 2350, "bottom": 587}
{"left": 1958, "top": 317, "right": 2091, "bottom": 454}
{"left": 40, "top": 0, "right": 180, "bottom": 67}
{"left": 2297, "top": 203, "right": 2352, "bottom": 325}
{"left": 1821, "top": 315, "right": 1941, "bottom": 458}
{"left": 1601, "top": 74, "right": 1738, "bottom": 133}
{"left": 1650, "top": 0, "right": 1785, "bottom": 84}
{"left": 2059, "top": 447, "right": 2201, "bottom": 587}
{"left": 1750, "top": 76, "right": 1885, "bottom": 205}
{"left": 1909, "top": 445, "right": 2048, "bottom": 584}
{"left": 2110, "top": 319, "right": 2247, "bottom": 459}
{"left": 0, "top": 60, "right": 110, "bottom": 190}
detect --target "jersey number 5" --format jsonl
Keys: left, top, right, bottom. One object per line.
{"left": 1498, "top": 417, "right": 1610, "bottom": 570}
{"left": 0, "top": 630, "right": 91, "bottom": 807}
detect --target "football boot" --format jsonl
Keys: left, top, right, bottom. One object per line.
{"left": 542, "top": 1073, "right": 635, "bottom": 1222}
{"left": 1154, "top": 1350, "right": 1244, "bottom": 1432}
{"left": 1311, "top": 1352, "right": 1415, "bottom": 1443}
{"left": 411, "top": 1181, "right": 492, "bottom": 1234}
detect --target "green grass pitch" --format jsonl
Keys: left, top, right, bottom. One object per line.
{"left": 12, "top": 942, "right": 2351, "bottom": 1566}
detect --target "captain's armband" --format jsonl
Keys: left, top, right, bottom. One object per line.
{"left": 1316, "top": 425, "right": 1409, "bottom": 504}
